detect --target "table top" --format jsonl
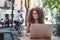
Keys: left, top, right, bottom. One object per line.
{"left": 17, "top": 36, "right": 60, "bottom": 40}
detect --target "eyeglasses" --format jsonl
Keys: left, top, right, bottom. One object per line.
{"left": 33, "top": 13, "right": 37, "bottom": 14}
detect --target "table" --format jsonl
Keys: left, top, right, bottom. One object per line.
{"left": 17, "top": 36, "right": 60, "bottom": 40}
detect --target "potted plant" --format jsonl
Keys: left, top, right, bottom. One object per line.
{"left": 55, "top": 13, "right": 60, "bottom": 36}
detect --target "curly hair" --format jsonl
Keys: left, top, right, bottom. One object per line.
{"left": 28, "top": 7, "right": 44, "bottom": 24}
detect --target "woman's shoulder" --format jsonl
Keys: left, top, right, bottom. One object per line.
{"left": 27, "top": 21, "right": 31, "bottom": 24}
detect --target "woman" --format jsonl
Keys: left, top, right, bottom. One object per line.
{"left": 26, "top": 7, "right": 44, "bottom": 33}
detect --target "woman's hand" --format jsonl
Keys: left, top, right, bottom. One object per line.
{"left": 26, "top": 33, "right": 31, "bottom": 38}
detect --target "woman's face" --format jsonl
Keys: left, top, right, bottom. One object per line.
{"left": 32, "top": 10, "right": 38, "bottom": 19}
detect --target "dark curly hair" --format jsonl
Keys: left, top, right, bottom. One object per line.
{"left": 28, "top": 7, "right": 44, "bottom": 24}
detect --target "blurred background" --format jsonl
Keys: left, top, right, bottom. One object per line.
{"left": 0, "top": 0, "right": 60, "bottom": 40}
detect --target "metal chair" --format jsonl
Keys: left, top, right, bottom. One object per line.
{"left": 0, "top": 32, "right": 14, "bottom": 40}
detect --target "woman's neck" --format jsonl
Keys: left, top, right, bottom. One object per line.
{"left": 35, "top": 19, "right": 39, "bottom": 24}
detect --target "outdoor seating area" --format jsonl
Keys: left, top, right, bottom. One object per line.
{"left": 0, "top": 0, "right": 60, "bottom": 40}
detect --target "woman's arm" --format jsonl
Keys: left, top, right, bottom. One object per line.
{"left": 26, "top": 21, "right": 31, "bottom": 37}
{"left": 26, "top": 21, "right": 30, "bottom": 33}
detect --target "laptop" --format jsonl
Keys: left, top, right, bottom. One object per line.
{"left": 29, "top": 24, "right": 53, "bottom": 39}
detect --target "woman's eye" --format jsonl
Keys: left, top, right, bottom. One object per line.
{"left": 33, "top": 13, "right": 37, "bottom": 14}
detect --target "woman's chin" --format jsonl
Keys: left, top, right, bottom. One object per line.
{"left": 34, "top": 18, "right": 38, "bottom": 19}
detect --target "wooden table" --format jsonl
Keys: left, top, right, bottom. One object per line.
{"left": 17, "top": 36, "right": 60, "bottom": 40}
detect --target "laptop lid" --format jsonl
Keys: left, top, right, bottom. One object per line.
{"left": 30, "top": 24, "right": 53, "bottom": 39}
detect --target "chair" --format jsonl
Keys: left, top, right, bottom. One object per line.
{"left": 0, "top": 32, "right": 14, "bottom": 40}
